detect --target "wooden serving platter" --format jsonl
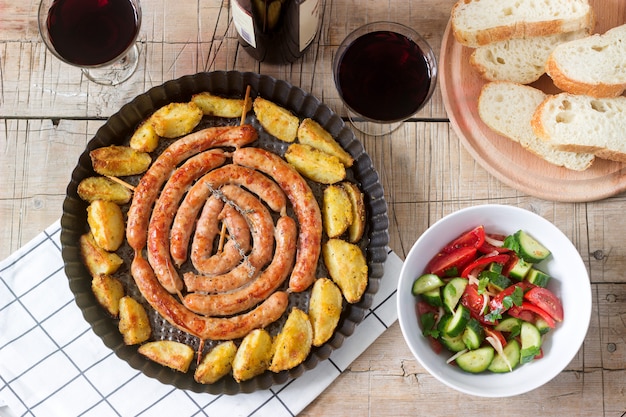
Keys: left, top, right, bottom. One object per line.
{"left": 439, "top": 0, "right": 626, "bottom": 202}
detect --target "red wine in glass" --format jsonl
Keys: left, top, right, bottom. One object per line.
{"left": 45, "top": 0, "right": 140, "bottom": 66}
{"left": 333, "top": 22, "right": 437, "bottom": 134}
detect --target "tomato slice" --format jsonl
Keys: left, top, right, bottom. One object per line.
{"left": 507, "top": 305, "right": 536, "bottom": 323}
{"left": 517, "top": 302, "right": 556, "bottom": 328}
{"left": 460, "top": 253, "right": 510, "bottom": 278}
{"left": 416, "top": 300, "right": 439, "bottom": 316}
{"left": 426, "top": 246, "right": 477, "bottom": 277}
{"left": 524, "top": 287, "right": 564, "bottom": 322}
{"left": 478, "top": 233, "right": 512, "bottom": 254}
{"left": 459, "top": 283, "right": 495, "bottom": 325}
{"left": 441, "top": 225, "right": 486, "bottom": 254}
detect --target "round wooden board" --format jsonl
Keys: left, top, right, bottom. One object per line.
{"left": 439, "top": 0, "right": 626, "bottom": 202}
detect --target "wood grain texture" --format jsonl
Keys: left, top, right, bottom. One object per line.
{"left": 1, "top": 0, "right": 624, "bottom": 415}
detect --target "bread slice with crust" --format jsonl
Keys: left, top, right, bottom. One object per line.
{"left": 531, "top": 93, "right": 626, "bottom": 163}
{"left": 451, "top": 0, "right": 594, "bottom": 48}
{"left": 546, "top": 24, "right": 626, "bottom": 97}
{"left": 479, "top": 82, "right": 595, "bottom": 171}
{"left": 470, "top": 29, "right": 591, "bottom": 84}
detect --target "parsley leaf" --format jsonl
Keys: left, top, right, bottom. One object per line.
{"left": 484, "top": 308, "right": 502, "bottom": 323}
{"left": 477, "top": 277, "right": 490, "bottom": 294}
{"left": 420, "top": 312, "right": 440, "bottom": 338}
{"left": 521, "top": 346, "right": 541, "bottom": 364}
{"left": 503, "top": 234, "right": 520, "bottom": 253}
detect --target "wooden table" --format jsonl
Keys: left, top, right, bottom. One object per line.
{"left": 1, "top": 0, "right": 624, "bottom": 415}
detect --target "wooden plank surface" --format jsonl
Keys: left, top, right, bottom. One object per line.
{"left": 1, "top": 0, "right": 625, "bottom": 415}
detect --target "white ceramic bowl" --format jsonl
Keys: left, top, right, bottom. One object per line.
{"left": 397, "top": 204, "right": 591, "bottom": 397}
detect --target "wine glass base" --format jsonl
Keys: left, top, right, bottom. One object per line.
{"left": 347, "top": 111, "right": 403, "bottom": 136}
{"left": 81, "top": 43, "right": 140, "bottom": 86}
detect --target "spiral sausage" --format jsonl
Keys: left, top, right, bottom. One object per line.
{"left": 232, "top": 147, "right": 322, "bottom": 292}
{"left": 183, "top": 215, "right": 297, "bottom": 316}
{"left": 182, "top": 184, "right": 275, "bottom": 293}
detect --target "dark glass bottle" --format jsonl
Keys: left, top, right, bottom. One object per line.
{"left": 231, "top": 0, "right": 322, "bottom": 64}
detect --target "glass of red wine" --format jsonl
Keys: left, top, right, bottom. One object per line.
{"left": 333, "top": 22, "right": 438, "bottom": 136}
{"left": 38, "top": 0, "right": 142, "bottom": 86}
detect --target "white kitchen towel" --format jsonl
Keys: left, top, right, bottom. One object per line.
{"left": 0, "top": 221, "right": 401, "bottom": 417}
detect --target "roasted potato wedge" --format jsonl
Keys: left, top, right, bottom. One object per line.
{"left": 308, "top": 278, "right": 343, "bottom": 346}
{"left": 150, "top": 102, "right": 203, "bottom": 138}
{"left": 77, "top": 176, "right": 133, "bottom": 205}
{"left": 322, "top": 239, "right": 368, "bottom": 304}
{"left": 194, "top": 341, "right": 237, "bottom": 384}
{"left": 129, "top": 119, "right": 160, "bottom": 152}
{"left": 79, "top": 232, "right": 124, "bottom": 276}
{"left": 91, "top": 274, "right": 125, "bottom": 317}
{"left": 284, "top": 143, "right": 346, "bottom": 184}
{"left": 138, "top": 341, "right": 195, "bottom": 373}
{"left": 297, "top": 118, "right": 354, "bottom": 167}
{"left": 322, "top": 184, "right": 354, "bottom": 238}
{"left": 87, "top": 200, "right": 125, "bottom": 251}
{"left": 118, "top": 296, "right": 151, "bottom": 345}
{"left": 232, "top": 329, "right": 273, "bottom": 382}
{"left": 253, "top": 97, "right": 299, "bottom": 142}
{"left": 342, "top": 181, "right": 366, "bottom": 243}
{"left": 90, "top": 145, "right": 151, "bottom": 176}
{"left": 269, "top": 308, "right": 313, "bottom": 372}
{"left": 191, "top": 91, "right": 252, "bottom": 118}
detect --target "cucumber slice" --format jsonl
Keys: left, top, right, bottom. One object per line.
{"left": 494, "top": 317, "right": 521, "bottom": 334}
{"left": 441, "top": 333, "right": 467, "bottom": 352}
{"left": 462, "top": 319, "right": 484, "bottom": 350}
{"left": 526, "top": 268, "right": 551, "bottom": 287}
{"left": 421, "top": 288, "right": 443, "bottom": 307}
{"left": 455, "top": 346, "right": 495, "bottom": 373}
{"left": 488, "top": 339, "right": 521, "bottom": 373}
{"left": 412, "top": 273, "right": 445, "bottom": 295}
{"left": 515, "top": 230, "right": 551, "bottom": 263}
{"left": 535, "top": 317, "right": 552, "bottom": 335}
{"left": 444, "top": 304, "right": 470, "bottom": 337}
{"left": 520, "top": 321, "right": 542, "bottom": 364}
{"left": 507, "top": 257, "right": 532, "bottom": 280}
{"left": 442, "top": 277, "right": 468, "bottom": 312}
{"left": 488, "top": 262, "right": 503, "bottom": 274}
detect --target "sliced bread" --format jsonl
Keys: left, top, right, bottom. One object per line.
{"left": 451, "top": 0, "right": 595, "bottom": 47}
{"left": 531, "top": 93, "right": 626, "bottom": 163}
{"left": 478, "top": 82, "right": 595, "bottom": 171}
{"left": 470, "top": 29, "right": 590, "bottom": 84}
{"left": 546, "top": 24, "right": 626, "bottom": 97}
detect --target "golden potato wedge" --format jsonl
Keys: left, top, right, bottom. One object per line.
{"left": 87, "top": 200, "right": 125, "bottom": 252}
{"left": 308, "top": 278, "right": 343, "bottom": 346}
{"left": 191, "top": 91, "right": 252, "bottom": 118}
{"left": 79, "top": 233, "right": 124, "bottom": 276}
{"left": 90, "top": 145, "right": 151, "bottom": 176}
{"left": 322, "top": 184, "right": 353, "bottom": 238}
{"left": 232, "top": 329, "right": 273, "bottom": 382}
{"left": 269, "top": 308, "right": 313, "bottom": 372}
{"left": 118, "top": 296, "right": 151, "bottom": 345}
{"left": 322, "top": 239, "right": 368, "bottom": 304}
{"left": 77, "top": 176, "right": 133, "bottom": 205}
{"left": 297, "top": 118, "right": 354, "bottom": 167}
{"left": 138, "top": 341, "right": 194, "bottom": 373}
{"left": 341, "top": 181, "right": 366, "bottom": 243}
{"left": 129, "top": 119, "right": 160, "bottom": 152}
{"left": 253, "top": 97, "right": 299, "bottom": 142}
{"left": 284, "top": 143, "right": 346, "bottom": 184}
{"left": 150, "top": 101, "right": 203, "bottom": 138}
{"left": 194, "top": 341, "right": 237, "bottom": 384}
{"left": 91, "top": 274, "right": 125, "bottom": 317}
